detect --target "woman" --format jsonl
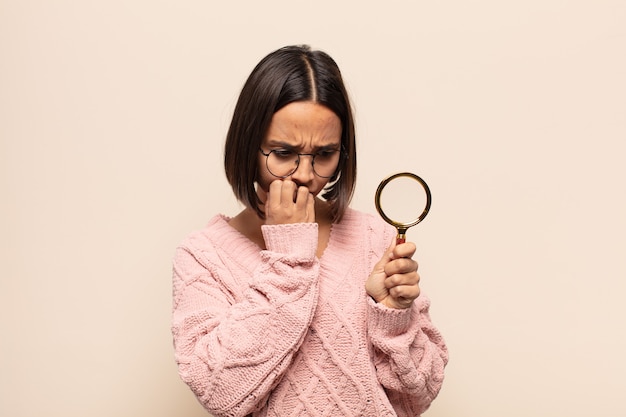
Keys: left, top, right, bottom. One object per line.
{"left": 172, "top": 45, "right": 448, "bottom": 417}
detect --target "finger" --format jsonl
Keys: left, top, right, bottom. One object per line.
{"left": 306, "top": 192, "right": 315, "bottom": 222}
{"left": 393, "top": 241, "right": 416, "bottom": 260}
{"left": 280, "top": 180, "right": 297, "bottom": 205}
{"left": 294, "top": 186, "right": 310, "bottom": 209}
{"left": 384, "top": 270, "right": 420, "bottom": 288}
{"left": 389, "top": 284, "right": 421, "bottom": 303}
{"left": 384, "top": 257, "right": 418, "bottom": 277}
{"left": 267, "top": 180, "right": 284, "bottom": 209}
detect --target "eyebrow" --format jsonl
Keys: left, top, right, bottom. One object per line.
{"left": 265, "top": 140, "right": 341, "bottom": 150}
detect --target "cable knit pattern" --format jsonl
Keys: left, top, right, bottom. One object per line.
{"left": 172, "top": 208, "right": 448, "bottom": 417}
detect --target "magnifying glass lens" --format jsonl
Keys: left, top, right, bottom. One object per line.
{"left": 375, "top": 172, "right": 432, "bottom": 244}
{"left": 378, "top": 176, "right": 429, "bottom": 226}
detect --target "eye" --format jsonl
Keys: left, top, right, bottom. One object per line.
{"left": 315, "top": 149, "right": 338, "bottom": 161}
{"left": 272, "top": 149, "right": 296, "bottom": 159}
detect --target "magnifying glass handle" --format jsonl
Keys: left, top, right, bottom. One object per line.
{"left": 396, "top": 229, "right": 407, "bottom": 245}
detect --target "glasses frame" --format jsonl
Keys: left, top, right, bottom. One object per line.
{"left": 259, "top": 147, "right": 345, "bottom": 179}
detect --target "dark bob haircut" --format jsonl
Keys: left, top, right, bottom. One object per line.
{"left": 224, "top": 45, "right": 357, "bottom": 222}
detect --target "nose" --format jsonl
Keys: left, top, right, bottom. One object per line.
{"left": 290, "top": 154, "right": 315, "bottom": 184}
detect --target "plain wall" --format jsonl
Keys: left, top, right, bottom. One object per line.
{"left": 2, "top": 1, "right": 625, "bottom": 416}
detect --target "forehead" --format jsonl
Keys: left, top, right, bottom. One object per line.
{"left": 264, "top": 102, "right": 341, "bottom": 146}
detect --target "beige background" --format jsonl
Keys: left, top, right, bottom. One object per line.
{"left": 2, "top": 1, "right": 625, "bottom": 416}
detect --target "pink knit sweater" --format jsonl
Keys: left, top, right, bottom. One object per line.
{"left": 172, "top": 208, "right": 448, "bottom": 417}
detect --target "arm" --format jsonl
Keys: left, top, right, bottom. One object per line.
{"left": 172, "top": 223, "right": 320, "bottom": 417}
{"left": 365, "top": 227, "right": 448, "bottom": 415}
{"left": 367, "top": 295, "right": 448, "bottom": 415}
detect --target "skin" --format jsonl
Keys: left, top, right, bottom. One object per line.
{"left": 365, "top": 241, "right": 421, "bottom": 309}
{"left": 229, "top": 101, "right": 421, "bottom": 309}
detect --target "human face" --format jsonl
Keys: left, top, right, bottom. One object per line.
{"left": 257, "top": 101, "right": 342, "bottom": 200}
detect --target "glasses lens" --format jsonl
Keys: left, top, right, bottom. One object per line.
{"left": 312, "top": 150, "right": 341, "bottom": 178}
{"left": 267, "top": 150, "right": 299, "bottom": 177}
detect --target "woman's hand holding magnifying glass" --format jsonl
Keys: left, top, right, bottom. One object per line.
{"left": 366, "top": 240, "right": 420, "bottom": 309}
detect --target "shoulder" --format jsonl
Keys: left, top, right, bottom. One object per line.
{"left": 173, "top": 215, "right": 259, "bottom": 301}
{"left": 175, "top": 214, "right": 255, "bottom": 271}
{"left": 177, "top": 215, "right": 232, "bottom": 253}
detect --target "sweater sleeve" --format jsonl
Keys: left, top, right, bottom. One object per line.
{"left": 171, "top": 222, "right": 320, "bottom": 417}
{"left": 367, "top": 295, "right": 448, "bottom": 416}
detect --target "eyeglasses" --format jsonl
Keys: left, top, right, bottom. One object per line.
{"left": 259, "top": 147, "right": 343, "bottom": 178}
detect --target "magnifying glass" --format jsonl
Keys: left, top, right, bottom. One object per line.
{"left": 375, "top": 172, "right": 432, "bottom": 244}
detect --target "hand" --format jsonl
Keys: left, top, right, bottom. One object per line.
{"left": 365, "top": 241, "right": 420, "bottom": 309}
{"left": 264, "top": 179, "right": 315, "bottom": 225}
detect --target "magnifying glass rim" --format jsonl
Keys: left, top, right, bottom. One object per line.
{"left": 374, "top": 172, "right": 432, "bottom": 230}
